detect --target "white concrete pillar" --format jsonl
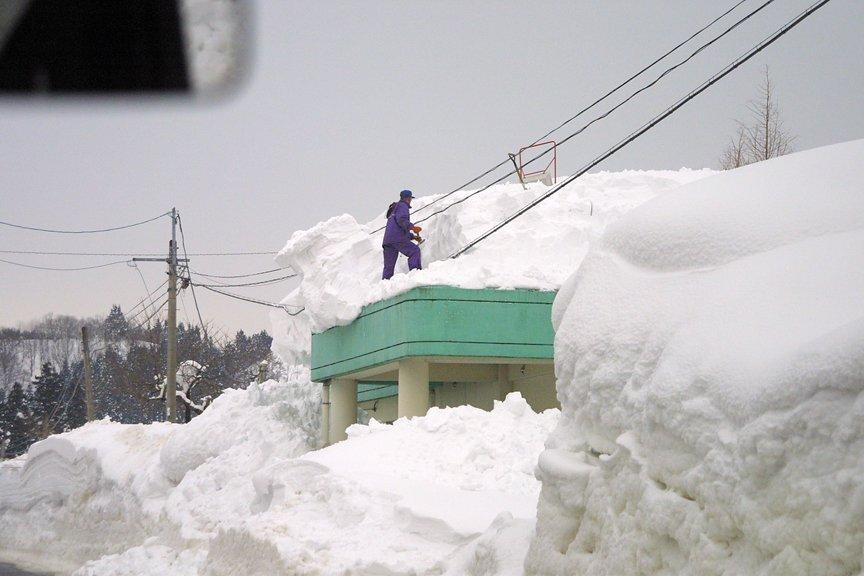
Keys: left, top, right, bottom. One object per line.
{"left": 328, "top": 378, "right": 357, "bottom": 444}
{"left": 398, "top": 358, "right": 429, "bottom": 419}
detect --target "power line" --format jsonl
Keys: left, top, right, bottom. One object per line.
{"left": 0, "top": 211, "right": 171, "bottom": 234}
{"left": 190, "top": 266, "right": 288, "bottom": 279}
{"left": 128, "top": 294, "right": 170, "bottom": 332}
{"left": 131, "top": 264, "right": 161, "bottom": 320}
{"left": 194, "top": 273, "right": 298, "bottom": 288}
{"left": 0, "top": 249, "right": 277, "bottom": 257}
{"left": 451, "top": 0, "right": 833, "bottom": 258}
{"left": 379, "top": 0, "right": 751, "bottom": 227}
{"left": 125, "top": 290, "right": 169, "bottom": 325}
{"left": 411, "top": 0, "right": 778, "bottom": 229}
{"left": 177, "top": 215, "right": 210, "bottom": 340}
{"left": 196, "top": 283, "right": 305, "bottom": 316}
{"left": 530, "top": 0, "right": 751, "bottom": 145}
{"left": 124, "top": 280, "right": 169, "bottom": 322}
{"left": 0, "top": 257, "right": 131, "bottom": 271}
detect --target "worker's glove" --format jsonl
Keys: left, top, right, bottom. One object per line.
{"left": 411, "top": 226, "right": 423, "bottom": 233}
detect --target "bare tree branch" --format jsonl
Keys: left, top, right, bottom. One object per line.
{"left": 720, "top": 65, "right": 796, "bottom": 169}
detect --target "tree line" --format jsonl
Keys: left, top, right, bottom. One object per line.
{"left": 0, "top": 305, "right": 272, "bottom": 457}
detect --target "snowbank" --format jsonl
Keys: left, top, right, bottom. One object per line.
{"left": 0, "top": 366, "right": 320, "bottom": 573}
{"left": 1, "top": 380, "right": 556, "bottom": 574}
{"left": 272, "top": 169, "right": 713, "bottom": 364}
{"left": 243, "top": 392, "right": 558, "bottom": 574}
{"left": 527, "top": 140, "right": 864, "bottom": 575}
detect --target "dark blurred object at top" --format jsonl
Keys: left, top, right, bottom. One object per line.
{"left": 0, "top": 0, "right": 248, "bottom": 96}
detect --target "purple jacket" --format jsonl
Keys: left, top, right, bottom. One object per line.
{"left": 383, "top": 200, "right": 414, "bottom": 246}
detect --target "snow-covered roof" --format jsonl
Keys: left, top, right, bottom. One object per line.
{"left": 272, "top": 168, "right": 714, "bottom": 365}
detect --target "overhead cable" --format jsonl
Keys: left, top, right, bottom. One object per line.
{"left": 124, "top": 278, "right": 169, "bottom": 318}
{"left": 128, "top": 294, "right": 170, "bottom": 332}
{"left": 0, "top": 211, "right": 171, "bottom": 234}
{"left": 0, "top": 257, "right": 131, "bottom": 271}
{"left": 0, "top": 249, "right": 279, "bottom": 257}
{"left": 177, "top": 214, "right": 210, "bottom": 339}
{"left": 451, "top": 0, "right": 833, "bottom": 258}
{"left": 197, "top": 284, "right": 305, "bottom": 316}
{"left": 125, "top": 290, "right": 169, "bottom": 325}
{"left": 190, "top": 267, "right": 288, "bottom": 279}
{"left": 194, "top": 272, "right": 298, "bottom": 288}
{"left": 412, "top": 0, "right": 777, "bottom": 229}
{"left": 386, "top": 0, "right": 751, "bottom": 225}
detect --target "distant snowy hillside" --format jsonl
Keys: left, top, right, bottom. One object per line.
{"left": 527, "top": 139, "right": 864, "bottom": 575}
{"left": 1, "top": 338, "right": 83, "bottom": 391}
{"left": 273, "top": 169, "right": 714, "bottom": 365}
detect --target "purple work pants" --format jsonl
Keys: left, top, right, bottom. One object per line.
{"left": 382, "top": 241, "right": 421, "bottom": 280}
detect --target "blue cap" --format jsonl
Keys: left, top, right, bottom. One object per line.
{"left": 400, "top": 189, "right": 414, "bottom": 199}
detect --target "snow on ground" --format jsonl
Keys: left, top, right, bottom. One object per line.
{"left": 526, "top": 140, "right": 864, "bottom": 575}
{"left": 6, "top": 140, "right": 859, "bottom": 574}
{"left": 0, "top": 373, "right": 556, "bottom": 574}
{"left": 272, "top": 168, "right": 714, "bottom": 364}
{"left": 0, "top": 365, "right": 320, "bottom": 574}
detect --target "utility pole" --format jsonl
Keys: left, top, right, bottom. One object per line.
{"left": 133, "top": 207, "right": 185, "bottom": 423}
{"left": 166, "top": 208, "right": 179, "bottom": 422}
{"left": 81, "top": 326, "right": 95, "bottom": 421}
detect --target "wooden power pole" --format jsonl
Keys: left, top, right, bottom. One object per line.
{"left": 133, "top": 207, "right": 184, "bottom": 423}
{"left": 81, "top": 325, "right": 95, "bottom": 421}
{"left": 166, "top": 208, "right": 179, "bottom": 422}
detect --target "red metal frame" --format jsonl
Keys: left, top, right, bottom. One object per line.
{"left": 517, "top": 140, "right": 557, "bottom": 183}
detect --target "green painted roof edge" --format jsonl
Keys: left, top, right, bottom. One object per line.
{"left": 311, "top": 286, "right": 557, "bottom": 382}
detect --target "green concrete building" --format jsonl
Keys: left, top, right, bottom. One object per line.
{"left": 311, "top": 285, "right": 558, "bottom": 443}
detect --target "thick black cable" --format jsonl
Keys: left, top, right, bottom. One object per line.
{"left": 532, "top": 0, "right": 750, "bottom": 144}
{"left": 196, "top": 284, "right": 305, "bottom": 316}
{"left": 413, "top": 0, "right": 776, "bottom": 229}
{"left": 391, "top": 0, "right": 749, "bottom": 225}
{"left": 0, "top": 257, "right": 131, "bottom": 271}
{"left": 0, "top": 211, "right": 171, "bottom": 234}
{"left": 451, "top": 0, "right": 832, "bottom": 258}
{"left": 534, "top": 0, "right": 776, "bottom": 155}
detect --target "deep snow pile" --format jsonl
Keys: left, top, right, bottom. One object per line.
{"left": 0, "top": 365, "right": 320, "bottom": 574}
{"left": 272, "top": 169, "right": 713, "bottom": 364}
{"left": 1, "top": 382, "right": 556, "bottom": 574}
{"left": 527, "top": 140, "right": 864, "bottom": 575}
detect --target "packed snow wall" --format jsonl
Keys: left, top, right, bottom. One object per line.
{"left": 526, "top": 140, "right": 864, "bottom": 575}
{"left": 272, "top": 169, "right": 714, "bottom": 365}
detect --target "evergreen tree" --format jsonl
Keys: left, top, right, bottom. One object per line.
{"left": 0, "top": 382, "right": 34, "bottom": 456}
{"left": 28, "top": 362, "right": 65, "bottom": 438}
{"left": 58, "top": 361, "right": 87, "bottom": 432}
{"left": 103, "top": 305, "right": 129, "bottom": 342}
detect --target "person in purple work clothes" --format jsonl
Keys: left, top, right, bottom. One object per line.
{"left": 382, "top": 189, "right": 422, "bottom": 280}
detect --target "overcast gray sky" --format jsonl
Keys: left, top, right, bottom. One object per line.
{"left": 1, "top": 0, "right": 862, "bottom": 337}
